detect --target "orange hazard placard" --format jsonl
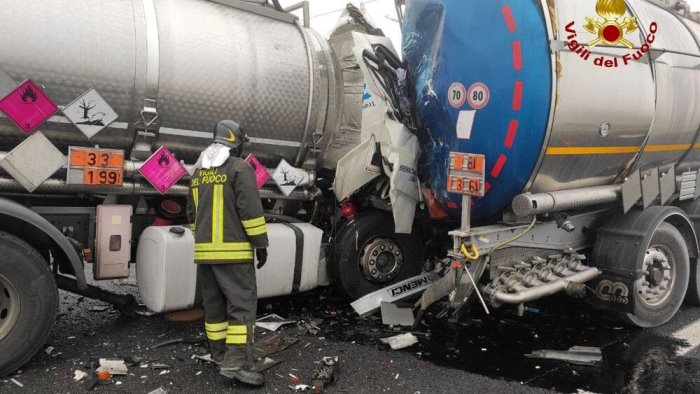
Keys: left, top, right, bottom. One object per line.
{"left": 448, "top": 152, "right": 486, "bottom": 197}
{"left": 67, "top": 147, "right": 125, "bottom": 187}
{"left": 69, "top": 148, "right": 124, "bottom": 169}
{"left": 83, "top": 168, "right": 123, "bottom": 186}
{"left": 450, "top": 152, "right": 485, "bottom": 174}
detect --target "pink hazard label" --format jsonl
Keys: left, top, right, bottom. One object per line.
{"left": 245, "top": 154, "right": 270, "bottom": 189}
{"left": 0, "top": 80, "right": 58, "bottom": 134}
{"left": 139, "top": 146, "right": 186, "bottom": 194}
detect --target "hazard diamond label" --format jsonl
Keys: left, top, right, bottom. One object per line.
{"left": 62, "top": 88, "right": 118, "bottom": 139}
{"left": 139, "top": 146, "right": 186, "bottom": 195}
{"left": 271, "top": 159, "right": 302, "bottom": 197}
{"left": 0, "top": 79, "right": 58, "bottom": 134}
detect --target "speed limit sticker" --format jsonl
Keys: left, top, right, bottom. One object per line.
{"left": 447, "top": 82, "right": 466, "bottom": 109}
{"left": 467, "top": 82, "right": 490, "bottom": 110}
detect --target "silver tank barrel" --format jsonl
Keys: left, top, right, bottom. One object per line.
{"left": 512, "top": 185, "right": 621, "bottom": 217}
{"left": 0, "top": 0, "right": 341, "bottom": 167}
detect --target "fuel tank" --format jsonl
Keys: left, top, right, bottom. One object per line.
{"left": 0, "top": 0, "right": 344, "bottom": 168}
{"left": 404, "top": 0, "right": 700, "bottom": 220}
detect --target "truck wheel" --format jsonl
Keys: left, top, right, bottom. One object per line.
{"left": 329, "top": 213, "right": 424, "bottom": 299}
{"left": 619, "top": 223, "right": 689, "bottom": 328}
{"left": 686, "top": 258, "right": 700, "bottom": 306}
{"left": 0, "top": 231, "right": 58, "bottom": 377}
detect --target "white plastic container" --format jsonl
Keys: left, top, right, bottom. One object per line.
{"left": 136, "top": 223, "right": 324, "bottom": 313}
{"left": 256, "top": 223, "right": 324, "bottom": 298}
{"left": 136, "top": 226, "right": 196, "bottom": 313}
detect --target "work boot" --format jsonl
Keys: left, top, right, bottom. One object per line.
{"left": 219, "top": 367, "right": 265, "bottom": 386}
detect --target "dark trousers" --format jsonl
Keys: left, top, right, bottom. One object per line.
{"left": 197, "top": 262, "right": 257, "bottom": 369}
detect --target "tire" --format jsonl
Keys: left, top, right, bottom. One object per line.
{"left": 329, "top": 212, "right": 424, "bottom": 299}
{"left": 0, "top": 231, "right": 58, "bottom": 377}
{"left": 619, "top": 223, "right": 689, "bottom": 328}
{"left": 686, "top": 258, "right": 700, "bottom": 306}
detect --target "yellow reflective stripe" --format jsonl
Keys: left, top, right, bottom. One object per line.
{"left": 207, "top": 331, "right": 227, "bottom": 341}
{"left": 245, "top": 224, "right": 267, "bottom": 237}
{"left": 211, "top": 184, "right": 224, "bottom": 243}
{"left": 205, "top": 321, "right": 228, "bottom": 332}
{"left": 194, "top": 251, "right": 254, "bottom": 261}
{"left": 227, "top": 325, "right": 247, "bottom": 334}
{"left": 195, "top": 242, "right": 252, "bottom": 252}
{"left": 226, "top": 334, "right": 247, "bottom": 345}
{"left": 241, "top": 216, "right": 265, "bottom": 229}
{"left": 192, "top": 187, "right": 199, "bottom": 214}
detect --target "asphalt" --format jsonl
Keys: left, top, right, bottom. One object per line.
{"left": 2, "top": 268, "right": 700, "bottom": 394}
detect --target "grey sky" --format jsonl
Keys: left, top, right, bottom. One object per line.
{"left": 278, "top": 0, "right": 700, "bottom": 52}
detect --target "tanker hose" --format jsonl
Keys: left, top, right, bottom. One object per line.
{"left": 491, "top": 215, "right": 537, "bottom": 252}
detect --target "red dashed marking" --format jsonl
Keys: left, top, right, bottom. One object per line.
{"left": 491, "top": 154, "right": 507, "bottom": 178}
{"left": 512, "top": 80, "right": 523, "bottom": 111}
{"left": 512, "top": 40, "right": 523, "bottom": 71}
{"left": 485, "top": 3, "right": 522, "bottom": 186}
{"left": 502, "top": 6, "right": 517, "bottom": 33}
{"left": 504, "top": 119, "right": 518, "bottom": 148}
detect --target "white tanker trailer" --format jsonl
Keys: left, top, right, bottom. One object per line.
{"left": 1, "top": 0, "right": 700, "bottom": 378}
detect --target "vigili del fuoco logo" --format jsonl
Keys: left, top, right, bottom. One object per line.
{"left": 565, "top": 0, "right": 658, "bottom": 68}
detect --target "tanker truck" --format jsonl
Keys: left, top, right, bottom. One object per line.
{"left": 1, "top": 0, "right": 700, "bottom": 378}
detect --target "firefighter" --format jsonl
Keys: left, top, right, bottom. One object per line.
{"left": 186, "top": 120, "right": 268, "bottom": 386}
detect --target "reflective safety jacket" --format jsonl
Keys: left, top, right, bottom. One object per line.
{"left": 186, "top": 156, "right": 268, "bottom": 264}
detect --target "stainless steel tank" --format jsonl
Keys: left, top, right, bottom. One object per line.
{"left": 404, "top": 0, "right": 700, "bottom": 220}
{"left": 0, "top": 0, "right": 344, "bottom": 168}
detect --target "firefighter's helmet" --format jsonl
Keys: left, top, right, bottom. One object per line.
{"left": 213, "top": 120, "right": 249, "bottom": 149}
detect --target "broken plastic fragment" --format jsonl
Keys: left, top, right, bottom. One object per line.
{"left": 73, "top": 370, "right": 88, "bottom": 381}
{"left": 97, "top": 358, "right": 128, "bottom": 375}
{"left": 380, "top": 333, "right": 418, "bottom": 350}
{"left": 255, "top": 314, "right": 296, "bottom": 331}
{"left": 525, "top": 346, "right": 602, "bottom": 366}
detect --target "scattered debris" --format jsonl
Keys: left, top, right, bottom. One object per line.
{"left": 159, "top": 370, "right": 170, "bottom": 376}
{"left": 254, "top": 335, "right": 300, "bottom": 358}
{"left": 73, "top": 370, "right": 88, "bottom": 381}
{"left": 525, "top": 346, "right": 602, "bottom": 366}
{"left": 150, "top": 338, "right": 184, "bottom": 349}
{"left": 96, "top": 370, "right": 111, "bottom": 380}
{"left": 256, "top": 314, "right": 297, "bottom": 331}
{"left": 134, "top": 306, "right": 158, "bottom": 317}
{"left": 192, "top": 354, "right": 214, "bottom": 363}
{"left": 289, "top": 373, "right": 301, "bottom": 383}
{"left": 150, "top": 363, "right": 172, "bottom": 370}
{"left": 288, "top": 384, "right": 310, "bottom": 391}
{"left": 380, "top": 302, "right": 414, "bottom": 326}
{"left": 351, "top": 272, "right": 439, "bottom": 316}
{"left": 97, "top": 358, "right": 128, "bottom": 375}
{"left": 148, "top": 387, "right": 168, "bottom": 394}
{"left": 311, "top": 356, "right": 339, "bottom": 393}
{"left": 10, "top": 378, "right": 23, "bottom": 387}
{"left": 299, "top": 319, "right": 322, "bottom": 335}
{"left": 44, "top": 346, "right": 55, "bottom": 355}
{"left": 380, "top": 333, "right": 418, "bottom": 350}
{"left": 196, "top": 371, "right": 203, "bottom": 376}
{"left": 252, "top": 357, "right": 281, "bottom": 372}
{"left": 115, "top": 381, "right": 123, "bottom": 386}
{"left": 89, "top": 305, "right": 110, "bottom": 312}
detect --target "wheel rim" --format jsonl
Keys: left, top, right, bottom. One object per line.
{"left": 360, "top": 237, "right": 403, "bottom": 284}
{"left": 0, "top": 274, "right": 20, "bottom": 341}
{"left": 637, "top": 245, "right": 676, "bottom": 307}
